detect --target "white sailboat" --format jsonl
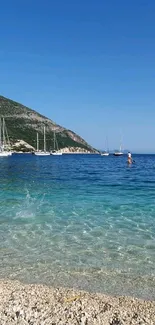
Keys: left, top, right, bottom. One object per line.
{"left": 50, "top": 129, "right": 62, "bottom": 155}
{"left": 101, "top": 137, "right": 109, "bottom": 156}
{"left": 114, "top": 139, "right": 124, "bottom": 156}
{"left": 113, "top": 149, "right": 123, "bottom": 156}
{"left": 101, "top": 151, "right": 109, "bottom": 156}
{"left": 0, "top": 117, "right": 12, "bottom": 157}
{"left": 34, "top": 126, "right": 50, "bottom": 156}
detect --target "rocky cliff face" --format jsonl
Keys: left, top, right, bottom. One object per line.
{"left": 0, "top": 95, "right": 97, "bottom": 152}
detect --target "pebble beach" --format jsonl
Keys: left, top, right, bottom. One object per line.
{"left": 0, "top": 279, "right": 155, "bottom": 325}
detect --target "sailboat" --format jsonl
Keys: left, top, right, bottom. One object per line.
{"left": 113, "top": 149, "right": 123, "bottom": 156}
{"left": 0, "top": 117, "right": 12, "bottom": 157}
{"left": 101, "top": 151, "right": 109, "bottom": 156}
{"left": 34, "top": 126, "right": 50, "bottom": 156}
{"left": 101, "top": 137, "right": 109, "bottom": 156}
{"left": 113, "top": 131, "right": 124, "bottom": 156}
{"left": 50, "top": 129, "right": 62, "bottom": 155}
{"left": 114, "top": 141, "right": 124, "bottom": 156}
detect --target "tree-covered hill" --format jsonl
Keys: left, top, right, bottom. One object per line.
{"left": 0, "top": 95, "right": 97, "bottom": 152}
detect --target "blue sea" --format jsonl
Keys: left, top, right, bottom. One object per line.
{"left": 0, "top": 154, "right": 155, "bottom": 300}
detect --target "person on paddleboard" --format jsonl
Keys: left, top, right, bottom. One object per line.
{"left": 127, "top": 151, "right": 132, "bottom": 164}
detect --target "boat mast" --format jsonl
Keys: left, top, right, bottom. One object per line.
{"left": 44, "top": 126, "right": 46, "bottom": 152}
{"left": 120, "top": 131, "right": 123, "bottom": 152}
{"left": 54, "top": 130, "right": 55, "bottom": 150}
{"left": 0, "top": 118, "right": 1, "bottom": 149}
{"left": 120, "top": 138, "right": 123, "bottom": 152}
{"left": 56, "top": 136, "right": 59, "bottom": 151}
{"left": 107, "top": 137, "right": 109, "bottom": 153}
{"left": 105, "top": 136, "right": 109, "bottom": 152}
{"left": 5, "top": 121, "right": 11, "bottom": 149}
{"left": 2, "top": 117, "right": 5, "bottom": 149}
{"left": 37, "top": 132, "right": 39, "bottom": 151}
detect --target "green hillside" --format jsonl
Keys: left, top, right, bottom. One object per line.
{"left": 0, "top": 95, "right": 97, "bottom": 152}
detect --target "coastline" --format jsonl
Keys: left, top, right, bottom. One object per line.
{"left": 0, "top": 279, "right": 155, "bottom": 324}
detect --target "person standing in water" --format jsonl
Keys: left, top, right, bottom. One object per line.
{"left": 127, "top": 151, "right": 132, "bottom": 164}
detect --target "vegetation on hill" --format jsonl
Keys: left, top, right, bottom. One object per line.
{"left": 0, "top": 95, "right": 97, "bottom": 152}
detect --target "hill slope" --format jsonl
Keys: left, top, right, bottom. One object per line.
{"left": 0, "top": 96, "right": 97, "bottom": 152}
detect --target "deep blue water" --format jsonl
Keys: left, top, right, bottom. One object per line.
{"left": 0, "top": 153, "right": 155, "bottom": 299}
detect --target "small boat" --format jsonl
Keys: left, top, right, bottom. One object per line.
{"left": 101, "top": 137, "right": 109, "bottom": 156}
{"left": 101, "top": 152, "right": 109, "bottom": 156}
{"left": 51, "top": 151, "right": 62, "bottom": 156}
{"left": 113, "top": 150, "right": 123, "bottom": 156}
{"left": 50, "top": 129, "right": 62, "bottom": 155}
{"left": 114, "top": 136, "right": 124, "bottom": 156}
{"left": 34, "top": 151, "right": 50, "bottom": 156}
{"left": 0, "top": 117, "right": 12, "bottom": 157}
{"left": 34, "top": 127, "right": 50, "bottom": 156}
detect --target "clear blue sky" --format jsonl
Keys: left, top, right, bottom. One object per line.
{"left": 0, "top": 0, "right": 155, "bottom": 152}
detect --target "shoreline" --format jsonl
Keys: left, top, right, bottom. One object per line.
{"left": 12, "top": 151, "right": 99, "bottom": 154}
{"left": 0, "top": 279, "right": 155, "bottom": 324}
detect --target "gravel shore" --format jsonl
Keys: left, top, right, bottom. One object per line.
{"left": 0, "top": 279, "right": 154, "bottom": 324}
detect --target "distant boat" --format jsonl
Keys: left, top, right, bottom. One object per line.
{"left": 101, "top": 137, "right": 109, "bottom": 156}
{"left": 113, "top": 151, "right": 123, "bottom": 156}
{"left": 0, "top": 117, "right": 12, "bottom": 157}
{"left": 50, "top": 129, "right": 62, "bottom": 155}
{"left": 34, "top": 126, "right": 50, "bottom": 156}
{"left": 113, "top": 142, "right": 124, "bottom": 156}
{"left": 101, "top": 152, "right": 109, "bottom": 156}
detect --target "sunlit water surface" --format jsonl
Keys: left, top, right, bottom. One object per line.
{"left": 0, "top": 154, "right": 155, "bottom": 299}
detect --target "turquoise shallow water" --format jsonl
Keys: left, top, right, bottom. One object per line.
{"left": 0, "top": 154, "right": 155, "bottom": 299}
